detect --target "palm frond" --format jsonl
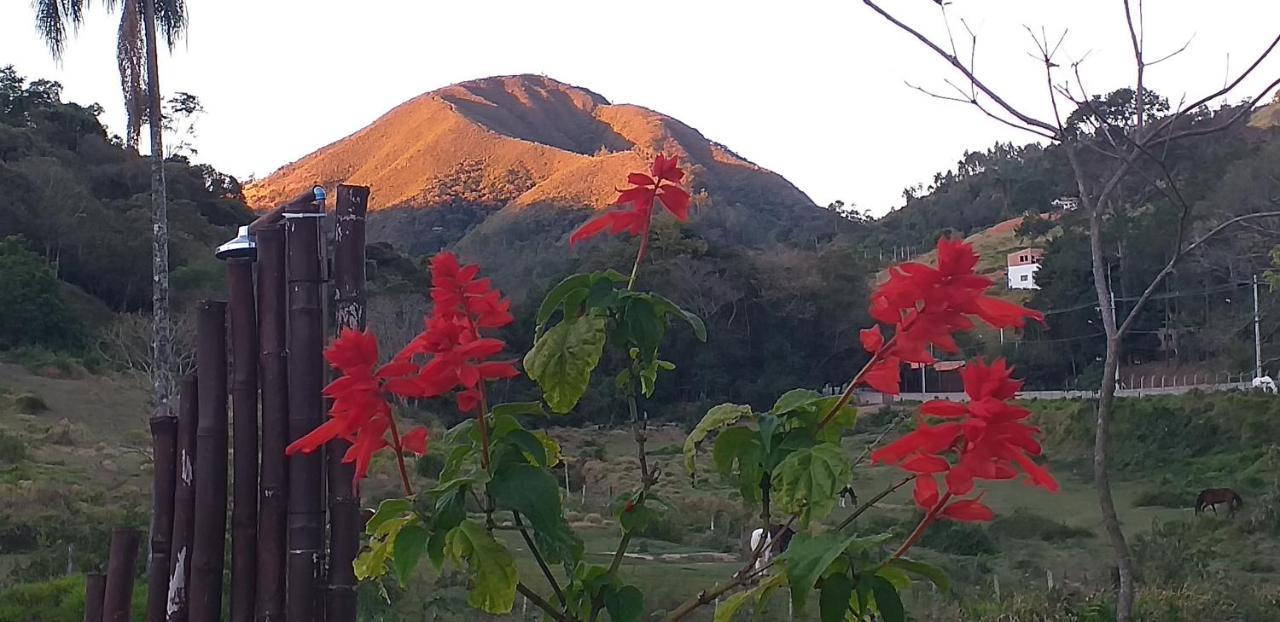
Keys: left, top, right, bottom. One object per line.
{"left": 117, "top": 0, "right": 145, "bottom": 150}
{"left": 33, "top": 0, "right": 87, "bottom": 59}
{"left": 153, "top": 0, "right": 187, "bottom": 50}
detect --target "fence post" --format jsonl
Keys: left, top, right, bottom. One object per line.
{"left": 228, "top": 259, "right": 259, "bottom": 622}
{"left": 285, "top": 191, "right": 327, "bottom": 622}
{"left": 327, "top": 184, "right": 369, "bottom": 622}
{"left": 146, "top": 413, "right": 178, "bottom": 622}
{"left": 256, "top": 226, "right": 288, "bottom": 622}
{"left": 166, "top": 375, "right": 197, "bottom": 622}
{"left": 103, "top": 528, "right": 141, "bottom": 622}
{"left": 84, "top": 572, "right": 106, "bottom": 622}
{"left": 190, "top": 301, "right": 229, "bottom": 622}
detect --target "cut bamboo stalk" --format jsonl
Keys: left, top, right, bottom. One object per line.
{"left": 103, "top": 528, "right": 141, "bottom": 622}
{"left": 84, "top": 572, "right": 106, "bottom": 622}
{"left": 255, "top": 226, "right": 288, "bottom": 622}
{"left": 190, "top": 301, "right": 228, "bottom": 622}
{"left": 325, "top": 184, "right": 369, "bottom": 622}
{"left": 146, "top": 413, "right": 178, "bottom": 622}
{"left": 166, "top": 375, "right": 198, "bottom": 622}
{"left": 228, "top": 259, "right": 259, "bottom": 622}
{"left": 285, "top": 199, "right": 326, "bottom": 622}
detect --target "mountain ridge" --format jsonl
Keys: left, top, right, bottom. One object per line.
{"left": 244, "top": 74, "right": 815, "bottom": 217}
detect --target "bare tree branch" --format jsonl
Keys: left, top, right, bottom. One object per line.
{"left": 862, "top": 0, "right": 1060, "bottom": 136}
{"left": 1119, "top": 212, "right": 1280, "bottom": 335}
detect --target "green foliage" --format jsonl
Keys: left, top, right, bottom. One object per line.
{"left": 0, "top": 431, "right": 27, "bottom": 465}
{"left": 0, "top": 576, "right": 88, "bottom": 622}
{"left": 444, "top": 520, "right": 518, "bottom": 614}
{"left": 525, "top": 313, "right": 609, "bottom": 413}
{"left": 990, "top": 509, "right": 1092, "bottom": 542}
{"left": 0, "top": 237, "right": 83, "bottom": 351}
{"left": 771, "top": 444, "right": 850, "bottom": 527}
{"left": 0, "top": 65, "right": 250, "bottom": 318}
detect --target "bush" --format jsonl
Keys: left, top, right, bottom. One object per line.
{"left": 919, "top": 517, "right": 998, "bottom": 556}
{"left": 992, "top": 508, "right": 1093, "bottom": 541}
{"left": 0, "top": 576, "right": 85, "bottom": 622}
{"left": 13, "top": 393, "right": 48, "bottom": 414}
{"left": 0, "top": 238, "right": 84, "bottom": 352}
{"left": 0, "top": 431, "right": 27, "bottom": 465}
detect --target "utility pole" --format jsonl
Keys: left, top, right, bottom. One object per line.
{"left": 1254, "top": 274, "right": 1263, "bottom": 380}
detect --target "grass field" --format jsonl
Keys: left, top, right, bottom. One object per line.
{"left": 2, "top": 363, "right": 1278, "bottom": 621}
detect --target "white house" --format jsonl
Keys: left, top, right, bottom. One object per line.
{"left": 1007, "top": 248, "right": 1045, "bottom": 289}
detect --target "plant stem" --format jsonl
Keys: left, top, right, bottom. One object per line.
{"left": 835, "top": 475, "right": 915, "bottom": 531}
{"left": 816, "top": 334, "right": 898, "bottom": 429}
{"left": 513, "top": 512, "right": 566, "bottom": 607}
{"left": 476, "top": 384, "right": 492, "bottom": 471}
{"left": 661, "top": 515, "right": 797, "bottom": 622}
{"left": 516, "top": 583, "right": 572, "bottom": 622}
{"left": 590, "top": 393, "right": 650, "bottom": 622}
{"left": 626, "top": 229, "right": 650, "bottom": 290}
{"left": 385, "top": 413, "right": 415, "bottom": 497}
{"left": 889, "top": 492, "right": 952, "bottom": 561}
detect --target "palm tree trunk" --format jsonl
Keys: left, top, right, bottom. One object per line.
{"left": 142, "top": 0, "right": 174, "bottom": 421}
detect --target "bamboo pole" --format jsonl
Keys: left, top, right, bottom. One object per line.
{"left": 190, "top": 301, "right": 228, "bottom": 622}
{"left": 146, "top": 413, "right": 178, "bottom": 622}
{"left": 285, "top": 197, "right": 326, "bottom": 622}
{"left": 102, "top": 528, "right": 141, "bottom": 622}
{"left": 256, "top": 227, "right": 288, "bottom": 622}
{"left": 166, "top": 375, "right": 197, "bottom": 622}
{"left": 326, "top": 184, "right": 369, "bottom": 622}
{"left": 227, "top": 259, "right": 260, "bottom": 622}
{"left": 84, "top": 572, "right": 106, "bottom": 622}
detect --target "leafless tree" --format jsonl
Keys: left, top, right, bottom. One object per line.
{"left": 862, "top": 1, "right": 1280, "bottom": 619}
{"left": 96, "top": 310, "right": 196, "bottom": 381}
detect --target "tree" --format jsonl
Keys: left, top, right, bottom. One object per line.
{"left": 861, "top": 2, "right": 1280, "bottom": 619}
{"left": 31, "top": 0, "right": 188, "bottom": 421}
{"left": 0, "top": 237, "right": 83, "bottom": 351}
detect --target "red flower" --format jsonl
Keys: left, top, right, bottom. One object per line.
{"left": 867, "top": 237, "right": 1043, "bottom": 368}
{"left": 569, "top": 154, "right": 692, "bottom": 245}
{"left": 401, "top": 427, "right": 429, "bottom": 456}
{"left": 871, "top": 358, "right": 1057, "bottom": 523}
{"left": 286, "top": 253, "right": 518, "bottom": 490}
{"left": 286, "top": 328, "right": 414, "bottom": 486}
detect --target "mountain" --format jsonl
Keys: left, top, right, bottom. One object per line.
{"left": 245, "top": 74, "right": 836, "bottom": 258}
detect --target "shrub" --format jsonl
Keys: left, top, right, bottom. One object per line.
{"left": 992, "top": 508, "right": 1093, "bottom": 542}
{"left": 13, "top": 393, "right": 48, "bottom": 414}
{"left": 0, "top": 431, "right": 27, "bottom": 465}
{"left": 919, "top": 516, "right": 998, "bottom": 556}
{"left": 0, "top": 237, "right": 85, "bottom": 352}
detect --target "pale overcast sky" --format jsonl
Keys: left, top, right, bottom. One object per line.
{"left": 3, "top": 1, "right": 1278, "bottom": 215}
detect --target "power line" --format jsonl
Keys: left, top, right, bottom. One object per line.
{"left": 1031, "top": 279, "right": 1258, "bottom": 316}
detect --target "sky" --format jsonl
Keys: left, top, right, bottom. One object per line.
{"left": 3, "top": 0, "right": 1278, "bottom": 216}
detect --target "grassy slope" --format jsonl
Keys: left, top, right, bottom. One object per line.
{"left": 3, "top": 363, "right": 1278, "bottom": 620}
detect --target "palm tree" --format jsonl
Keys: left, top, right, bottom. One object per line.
{"left": 33, "top": 0, "right": 187, "bottom": 421}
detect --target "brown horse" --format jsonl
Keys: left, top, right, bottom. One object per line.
{"left": 1195, "top": 488, "right": 1243, "bottom": 516}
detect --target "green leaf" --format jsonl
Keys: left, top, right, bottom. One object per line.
{"left": 683, "top": 403, "right": 753, "bottom": 481}
{"left": 524, "top": 313, "right": 608, "bottom": 413}
{"left": 498, "top": 429, "right": 549, "bottom": 468}
{"left": 535, "top": 273, "right": 593, "bottom": 332}
{"left": 445, "top": 520, "right": 518, "bottom": 614}
{"left": 771, "top": 389, "right": 824, "bottom": 416}
{"left": 365, "top": 498, "right": 413, "bottom": 536}
{"left": 886, "top": 557, "right": 951, "bottom": 592}
{"left": 772, "top": 443, "right": 851, "bottom": 526}
{"left": 712, "top": 427, "right": 764, "bottom": 504}
{"left": 354, "top": 536, "right": 392, "bottom": 581}
{"left": 781, "top": 531, "right": 866, "bottom": 613}
{"left": 489, "top": 461, "right": 582, "bottom": 564}
{"left": 818, "top": 572, "right": 854, "bottom": 622}
{"left": 870, "top": 575, "right": 905, "bottom": 622}
{"left": 713, "top": 590, "right": 752, "bottom": 622}
{"left": 603, "top": 584, "right": 644, "bottom": 622}
{"left": 536, "top": 431, "right": 562, "bottom": 468}
{"left": 647, "top": 292, "right": 707, "bottom": 342}
{"left": 392, "top": 524, "right": 428, "bottom": 585}
{"left": 621, "top": 296, "right": 665, "bottom": 361}
{"left": 490, "top": 401, "right": 549, "bottom": 419}
{"left": 426, "top": 528, "right": 447, "bottom": 570}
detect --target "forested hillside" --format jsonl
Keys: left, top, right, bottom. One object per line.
{"left": 0, "top": 65, "right": 251, "bottom": 356}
